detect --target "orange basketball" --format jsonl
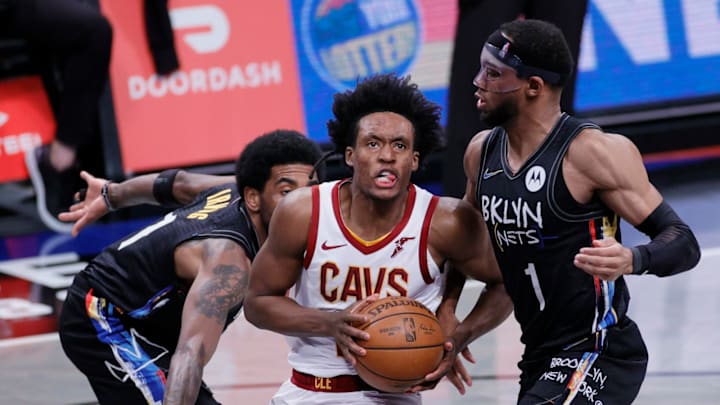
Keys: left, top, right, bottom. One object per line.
{"left": 352, "top": 296, "right": 445, "bottom": 393}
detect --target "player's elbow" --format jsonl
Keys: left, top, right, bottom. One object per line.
{"left": 243, "top": 293, "right": 263, "bottom": 328}
{"left": 683, "top": 229, "right": 701, "bottom": 272}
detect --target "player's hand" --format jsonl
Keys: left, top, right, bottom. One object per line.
{"left": 574, "top": 237, "right": 634, "bottom": 281}
{"left": 58, "top": 171, "right": 109, "bottom": 237}
{"left": 333, "top": 294, "right": 380, "bottom": 366}
{"left": 410, "top": 312, "right": 475, "bottom": 394}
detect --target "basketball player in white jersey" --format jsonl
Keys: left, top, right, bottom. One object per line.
{"left": 244, "top": 74, "right": 514, "bottom": 404}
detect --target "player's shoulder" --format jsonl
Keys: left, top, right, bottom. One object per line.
{"left": 274, "top": 184, "right": 315, "bottom": 217}
{"left": 428, "top": 196, "right": 483, "bottom": 256}
{"left": 432, "top": 196, "right": 481, "bottom": 230}
{"left": 570, "top": 128, "right": 640, "bottom": 164}
{"left": 463, "top": 129, "right": 495, "bottom": 178}
{"left": 194, "top": 182, "right": 239, "bottom": 201}
{"left": 465, "top": 129, "right": 494, "bottom": 156}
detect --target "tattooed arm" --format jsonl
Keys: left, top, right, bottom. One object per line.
{"left": 164, "top": 237, "right": 250, "bottom": 405}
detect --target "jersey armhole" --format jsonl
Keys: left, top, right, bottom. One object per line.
{"left": 302, "top": 185, "right": 321, "bottom": 269}
{"left": 419, "top": 196, "right": 439, "bottom": 284}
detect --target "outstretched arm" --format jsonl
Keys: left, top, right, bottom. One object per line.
{"left": 59, "top": 170, "right": 234, "bottom": 236}
{"left": 163, "top": 237, "right": 250, "bottom": 405}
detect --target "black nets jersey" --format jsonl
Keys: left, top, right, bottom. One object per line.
{"left": 475, "top": 114, "right": 631, "bottom": 357}
{"left": 81, "top": 184, "right": 258, "bottom": 336}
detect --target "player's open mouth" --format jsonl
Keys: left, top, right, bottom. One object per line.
{"left": 375, "top": 171, "right": 398, "bottom": 188}
{"left": 476, "top": 93, "right": 486, "bottom": 109}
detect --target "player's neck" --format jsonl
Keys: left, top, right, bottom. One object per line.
{"left": 341, "top": 182, "right": 408, "bottom": 240}
{"left": 249, "top": 214, "right": 267, "bottom": 246}
{"left": 504, "top": 108, "right": 563, "bottom": 172}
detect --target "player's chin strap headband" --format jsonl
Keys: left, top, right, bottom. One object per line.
{"left": 483, "top": 42, "right": 567, "bottom": 86}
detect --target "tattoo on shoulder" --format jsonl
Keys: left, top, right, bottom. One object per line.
{"left": 196, "top": 264, "right": 248, "bottom": 324}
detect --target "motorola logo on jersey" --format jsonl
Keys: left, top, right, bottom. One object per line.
{"left": 299, "top": 0, "right": 421, "bottom": 90}
{"left": 525, "top": 166, "right": 546, "bottom": 193}
{"left": 170, "top": 5, "right": 229, "bottom": 54}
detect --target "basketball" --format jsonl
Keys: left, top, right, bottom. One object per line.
{"left": 352, "top": 296, "right": 445, "bottom": 393}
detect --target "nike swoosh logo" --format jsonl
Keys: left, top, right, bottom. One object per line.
{"left": 321, "top": 241, "right": 347, "bottom": 250}
{"left": 483, "top": 168, "right": 503, "bottom": 180}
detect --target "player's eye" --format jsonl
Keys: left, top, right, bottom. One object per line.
{"left": 487, "top": 69, "right": 501, "bottom": 79}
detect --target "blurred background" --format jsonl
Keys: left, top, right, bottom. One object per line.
{"left": 0, "top": 1, "right": 719, "bottom": 403}
{"left": 2, "top": 1, "right": 719, "bottom": 227}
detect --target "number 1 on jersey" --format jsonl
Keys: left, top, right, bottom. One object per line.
{"left": 524, "top": 263, "right": 546, "bottom": 311}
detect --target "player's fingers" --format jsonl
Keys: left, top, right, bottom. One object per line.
{"left": 65, "top": 201, "right": 86, "bottom": 213}
{"left": 460, "top": 347, "right": 476, "bottom": 364}
{"left": 573, "top": 260, "right": 621, "bottom": 281}
{"left": 337, "top": 343, "right": 358, "bottom": 366}
{"left": 579, "top": 245, "right": 617, "bottom": 257}
{"left": 343, "top": 313, "right": 369, "bottom": 328}
{"left": 79, "top": 170, "right": 95, "bottom": 183}
{"left": 454, "top": 358, "right": 472, "bottom": 386}
{"left": 58, "top": 211, "right": 81, "bottom": 222}
{"left": 71, "top": 215, "right": 94, "bottom": 237}
{"left": 574, "top": 253, "right": 615, "bottom": 267}
{"left": 339, "top": 320, "right": 370, "bottom": 342}
{"left": 593, "top": 237, "right": 616, "bottom": 247}
{"left": 424, "top": 360, "right": 449, "bottom": 381}
{"left": 75, "top": 188, "right": 87, "bottom": 203}
{"left": 350, "top": 293, "right": 379, "bottom": 314}
{"left": 446, "top": 371, "right": 467, "bottom": 395}
{"left": 343, "top": 337, "right": 367, "bottom": 357}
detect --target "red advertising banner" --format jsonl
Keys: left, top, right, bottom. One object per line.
{"left": 100, "top": 0, "right": 306, "bottom": 173}
{"left": 0, "top": 76, "right": 56, "bottom": 183}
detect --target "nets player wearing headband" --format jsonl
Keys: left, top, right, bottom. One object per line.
{"left": 456, "top": 20, "right": 701, "bottom": 404}
{"left": 58, "top": 130, "right": 322, "bottom": 404}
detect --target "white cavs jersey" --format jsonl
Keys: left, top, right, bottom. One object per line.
{"left": 287, "top": 179, "right": 446, "bottom": 377}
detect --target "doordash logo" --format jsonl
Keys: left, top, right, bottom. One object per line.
{"left": 127, "top": 3, "right": 284, "bottom": 101}
{"left": 170, "top": 5, "right": 229, "bottom": 54}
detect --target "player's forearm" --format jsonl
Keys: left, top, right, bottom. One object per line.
{"left": 631, "top": 201, "right": 701, "bottom": 277}
{"left": 106, "top": 173, "right": 159, "bottom": 209}
{"left": 164, "top": 346, "right": 204, "bottom": 405}
{"left": 452, "top": 282, "right": 513, "bottom": 351}
{"left": 245, "top": 295, "right": 337, "bottom": 337}
{"left": 106, "top": 171, "right": 234, "bottom": 209}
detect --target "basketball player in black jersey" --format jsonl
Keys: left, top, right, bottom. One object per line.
{"left": 449, "top": 19, "right": 700, "bottom": 404}
{"left": 57, "top": 130, "right": 322, "bottom": 404}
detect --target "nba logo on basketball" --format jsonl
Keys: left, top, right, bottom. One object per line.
{"left": 402, "top": 317, "right": 417, "bottom": 342}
